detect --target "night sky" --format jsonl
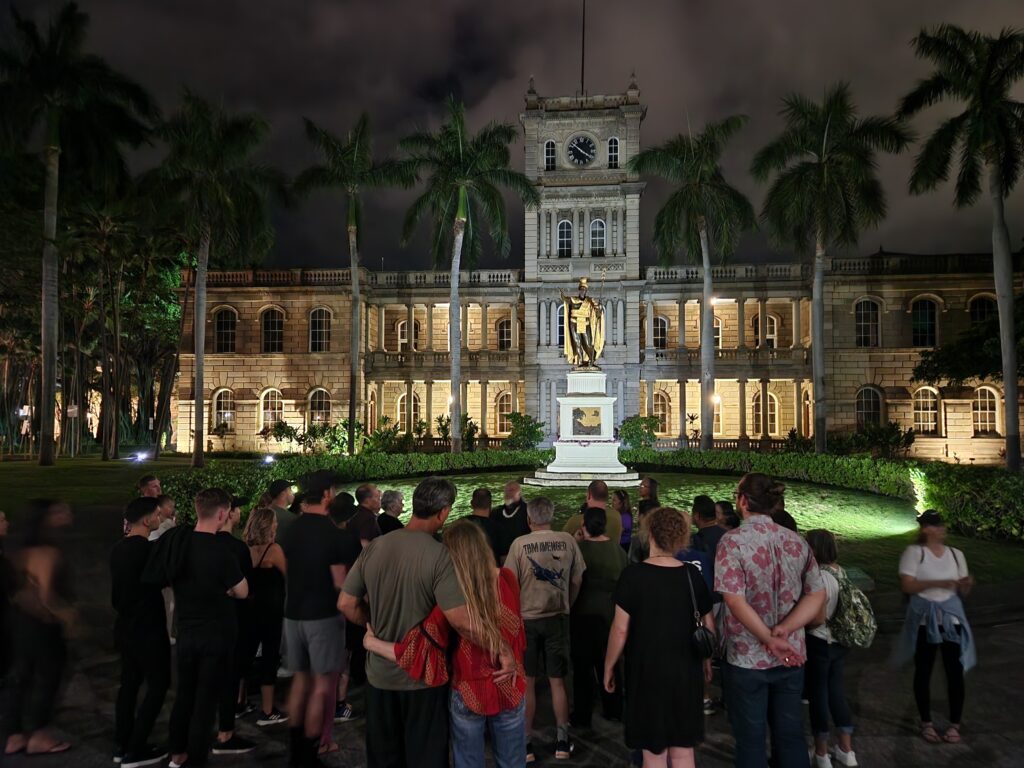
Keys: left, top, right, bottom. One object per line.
{"left": 7, "top": 0, "right": 1023, "bottom": 270}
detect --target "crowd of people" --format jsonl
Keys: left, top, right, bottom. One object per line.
{"left": 0, "top": 469, "right": 978, "bottom": 768}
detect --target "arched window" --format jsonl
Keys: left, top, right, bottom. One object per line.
{"left": 214, "top": 308, "right": 237, "bottom": 353}
{"left": 911, "top": 299, "right": 937, "bottom": 347}
{"left": 397, "top": 320, "right": 421, "bottom": 352}
{"left": 496, "top": 391, "right": 514, "bottom": 434}
{"left": 969, "top": 296, "right": 996, "bottom": 326}
{"left": 973, "top": 387, "right": 999, "bottom": 435}
{"left": 590, "top": 219, "right": 606, "bottom": 257}
{"left": 607, "top": 137, "right": 619, "bottom": 169}
{"left": 497, "top": 318, "right": 512, "bottom": 351}
{"left": 309, "top": 308, "right": 331, "bottom": 352}
{"left": 855, "top": 300, "right": 880, "bottom": 348}
{"left": 396, "top": 392, "right": 421, "bottom": 433}
{"left": 212, "top": 389, "right": 235, "bottom": 432}
{"left": 752, "top": 391, "right": 779, "bottom": 435}
{"left": 856, "top": 387, "right": 882, "bottom": 430}
{"left": 557, "top": 220, "right": 573, "bottom": 258}
{"left": 261, "top": 389, "right": 284, "bottom": 429}
{"left": 544, "top": 140, "right": 556, "bottom": 171}
{"left": 261, "top": 308, "right": 284, "bottom": 353}
{"left": 752, "top": 314, "right": 778, "bottom": 349}
{"left": 308, "top": 389, "right": 331, "bottom": 426}
{"left": 913, "top": 388, "right": 939, "bottom": 434}
{"left": 653, "top": 391, "right": 670, "bottom": 435}
{"left": 556, "top": 304, "right": 566, "bottom": 348}
{"left": 713, "top": 317, "right": 723, "bottom": 349}
{"left": 653, "top": 316, "right": 668, "bottom": 349}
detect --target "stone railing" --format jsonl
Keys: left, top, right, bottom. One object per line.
{"left": 367, "top": 349, "right": 524, "bottom": 371}
{"left": 828, "top": 252, "right": 1015, "bottom": 276}
{"left": 186, "top": 267, "right": 522, "bottom": 288}
{"left": 648, "top": 437, "right": 788, "bottom": 452}
{"left": 645, "top": 263, "right": 811, "bottom": 282}
{"left": 641, "top": 347, "right": 810, "bottom": 365}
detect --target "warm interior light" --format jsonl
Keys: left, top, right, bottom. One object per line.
{"left": 712, "top": 394, "right": 722, "bottom": 405}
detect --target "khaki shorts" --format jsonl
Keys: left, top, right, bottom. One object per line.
{"left": 524, "top": 615, "right": 570, "bottom": 678}
{"left": 284, "top": 616, "right": 346, "bottom": 675}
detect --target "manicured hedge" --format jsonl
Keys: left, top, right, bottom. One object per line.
{"left": 915, "top": 462, "right": 1024, "bottom": 540}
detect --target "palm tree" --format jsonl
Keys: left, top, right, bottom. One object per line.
{"left": 752, "top": 83, "right": 911, "bottom": 454}
{"left": 0, "top": 2, "right": 156, "bottom": 465}
{"left": 630, "top": 117, "right": 756, "bottom": 451}
{"left": 295, "top": 114, "right": 414, "bottom": 454}
{"left": 898, "top": 25, "right": 1024, "bottom": 472}
{"left": 154, "top": 92, "right": 282, "bottom": 468}
{"left": 400, "top": 97, "right": 538, "bottom": 452}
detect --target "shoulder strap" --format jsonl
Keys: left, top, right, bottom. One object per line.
{"left": 256, "top": 543, "right": 273, "bottom": 567}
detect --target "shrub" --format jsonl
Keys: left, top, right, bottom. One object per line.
{"left": 917, "top": 462, "right": 1024, "bottom": 540}
{"left": 504, "top": 412, "right": 545, "bottom": 451}
{"left": 619, "top": 415, "right": 659, "bottom": 449}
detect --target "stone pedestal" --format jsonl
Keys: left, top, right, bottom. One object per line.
{"left": 524, "top": 370, "right": 638, "bottom": 488}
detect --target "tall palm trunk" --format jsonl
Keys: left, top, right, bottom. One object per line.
{"left": 191, "top": 226, "right": 211, "bottom": 468}
{"left": 699, "top": 224, "right": 715, "bottom": 451}
{"left": 812, "top": 237, "right": 828, "bottom": 453}
{"left": 153, "top": 277, "right": 191, "bottom": 459}
{"left": 347, "top": 209, "right": 360, "bottom": 455}
{"left": 38, "top": 139, "right": 61, "bottom": 466}
{"left": 449, "top": 188, "right": 468, "bottom": 453}
{"left": 989, "top": 170, "right": 1021, "bottom": 471}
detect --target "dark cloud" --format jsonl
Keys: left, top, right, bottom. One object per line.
{"left": 7, "top": 0, "right": 1023, "bottom": 268}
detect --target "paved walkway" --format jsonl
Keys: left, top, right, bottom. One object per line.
{"left": 2, "top": 504, "right": 1022, "bottom": 767}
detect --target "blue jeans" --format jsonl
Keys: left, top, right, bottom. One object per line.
{"left": 805, "top": 635, "right": 853, "bottom": 738}
{"left": 449, "top": 689, "right": 526, "bottom": 768}
{"left": 724, "top": 663, "right": 808, "bottom": 768}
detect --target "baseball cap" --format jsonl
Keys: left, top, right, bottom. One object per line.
{"left": 267, "top": 479, "right": 294, "bottom": 498}
{"left": 917, "top": 509, "right": 944, "bottom": 527}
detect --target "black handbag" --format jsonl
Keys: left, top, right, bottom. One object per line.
{"left": 684, "top": 564, "right": 716, "bottom": 659}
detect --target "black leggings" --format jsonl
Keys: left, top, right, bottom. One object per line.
{"left": 914, "top": 626, "right": 965, "bottom": 724}
{"left": 5, "top": 612, "right": 66, "bottom": 734}
{"left": 249, "top": 608, "right": 283, "bottom": 688}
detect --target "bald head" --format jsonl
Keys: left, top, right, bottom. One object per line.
{"left": 504, "top": 481, "right": 521, "bottom": 505}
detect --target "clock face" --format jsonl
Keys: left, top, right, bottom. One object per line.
{"left": 567, "top": 135, "right": 596, "bottom": 166}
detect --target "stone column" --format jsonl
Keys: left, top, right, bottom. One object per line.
{"left": 405, "top": 380, "right": 414, "bottom": 433}
{"left": 619, "top": 206, "right": 626, "bottom": 253}
{"left": 738, "top": 379, "right": 748, "bottom": 446}
{"left": 677, "top": 300, "right": 686, "bottom": 348}
{"left": 377, "top": 306, "right": 386, "bottom": 351}
{"left": 736, "top": 297, "right": 746, "bottom": 349}
{"left": 646, "top": 379, "right": 655, "bottom": 417}
{"left": 511, "top": 379, "right": 520, "bottom": 412}
{"left": 461, "top": 304, "right": 469, "bottom": 350}
{"left": 375, "top": 381, "right": 383, "bottom": 426}
{"left": 792, "top": 298, "right": 802, "bottom": 348}
{"left": 480, "top": 303, "right": 489, "bottom": 350}
{"left": 616, "top": 300, "right": 625, "bottom": 345}
{"left": 426, "top": 304, "right": 434, "bottom": 351}
{"left": 461, "top": 380, "right": 468, "bottom": 415}
{"left": 678, "top": 379, "right": 688, "bottom": 443}
{"left": 584, "top": 209, "right": 592, "bottom": 256}
{"left": 425, "top": 380, "right": 434, "bottom": 434}
{"left": 760, "top": 378, "right": 770, "bottom": 438}
{"left": 617, "top": 379, "right": 625, "bottom": 423}
{"left": 480, "top": 380, "right": 489, "bottom": 435}
{"left": 539, "top": 379, "right": 547, "bottom": 426}
{"left": 794, "top": 379, "right": 803, "bottom": 437}
{"left": 758, "top": 299, "right": 767, "bottom": 348}
{"left": 406, "top": 303, "right": 415, "bottom": 351}
{"left": 540, "top": 301, "right": 549, "bottom": 347}
{"left": 511, "top": 303, "right": 520, "bottom": 350}
{"left": 693, "top": 298, "right": 702, "bottom": 349}
{"left": 577, "top": 209, "right": 584, "bottom": 257}
{"left": 645, "top": 298, "right": 654, "bottom": 349}
{"left": 362, "top": 302, "right": 370, "bottom": 352}
{"left": 541, "top": 211, "right": 549, "bottom": 257}
{"left": 550, "top": 380, "right": 558, "bottom": 439}
{"left": 549, "top": 211, "right": 557, "bottom": 257}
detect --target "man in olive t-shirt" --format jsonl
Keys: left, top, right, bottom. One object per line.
{"left": 560, "top": 480, "right": 622, "bottom": 545}
{"left": 340, "top": 477, "right": 471, "bottom": 768}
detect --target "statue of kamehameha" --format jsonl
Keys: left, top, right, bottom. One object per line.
{"left": 561, "top": 278, "right": 605, "bottom": 369}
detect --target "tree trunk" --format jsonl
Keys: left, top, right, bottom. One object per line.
{"left": 812, "top": 238, "right": 828, "bottom": 454}
{"left": 990, "top": 170, "right": 1021, "bottom": 471}
{"left": 38, "top": 142, "right": 61, "bottom": 466}
{"left": 191, "top": 228, "right": 211, "bottom": 468}
{"left": 153, "top": 272, "right": 192, "bottom": 459}
{"left": 699, "top": 225, "right": 715, "bottom": 451}
{"left": 449, "top": 189, "right": 468, "bottom": 453}
{"left": 347, "top": 215, "right": 360, "bottom": 455}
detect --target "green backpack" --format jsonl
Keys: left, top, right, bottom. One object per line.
{"left": 824, "top": 564, "right": 877, "bottom": 650}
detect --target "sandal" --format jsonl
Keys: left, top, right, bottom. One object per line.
{"left": 921, "top": 723, "right": 941, "bottom": 744}
{"left": 943, "top": 725, "right": 962, "bottom": 744}
{"left": 318, "top": 741, "right": 340, "bottom": 756}
{"left": 4, "top": 735, "right": 27, "bottom": 755}
{"left": 26, "top": 741, "right": 72, "bottom": 756}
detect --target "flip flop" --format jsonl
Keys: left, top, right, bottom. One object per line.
{"left": 921, "top": 724, "right": 941, "bottom": 744}
{"left": 4, "top": 736, "right": 27, "bottom": 755}
{"left": 318, "top": 742, "right": 340, "bottom": 756}
{"left": 26, "top": 742, "right": 72, "bottom": 756}
{"left": 944, "top": 725, "right": 962, "bottom": 744}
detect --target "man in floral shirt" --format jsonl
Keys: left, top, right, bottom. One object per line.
{"left": 715, "top": 473, "right": 825, "bottom": 768}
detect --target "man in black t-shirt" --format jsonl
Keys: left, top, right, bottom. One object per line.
{"left": 110, "top": 497, "right": 169, "bottom": 768}
{"left": 467, "top": 487, "right": 499, "bottom": 562}
{"left": 348, "top": 483, "right": 383, "bottom": 547}
{"left": 279, "top": 470, "right": 360, "bottom": 767}
{"left": 167, "top": 489, "right": 248, "bottom": 768}
{"left": 489, "top": 480, "right": 529, "bottom": 563}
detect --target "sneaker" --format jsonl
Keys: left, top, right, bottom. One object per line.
{"left": 257, "top": 707, "right": 289, "bottom": 727}
{"left": 113, "top": 748, "right": 125, "bottom": 764}
{"left": 833, "top": 748, "right": 858, "bottom": 767}
{"left": 333, "top": 701, "right": 356, "bottom": 723}
{"left": 277, "top": 665, "right": 294, "bottom": 679}
{"left": 122, "top": 746, "right": 169, "bottom": 768}
{"left": 703, "top": 697, "right": 716, "bottom": 715}
{"left": 234, "top": 701, "right": 256, "bottom": 719}
{"left": 526, "top": 742, "right": 536, "bottom": 764}
{"left": 810, "top": 752, "right": 833, "bottom": 768}
{"left": 554, "top": 738, "right": 575, "bottom": 760}
{"left": 211, "top": 735, "right": 256, "bottom": 755}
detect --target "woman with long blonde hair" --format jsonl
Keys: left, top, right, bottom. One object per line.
{"left": 364, "top": 519, "right": 527, "bottom": 768}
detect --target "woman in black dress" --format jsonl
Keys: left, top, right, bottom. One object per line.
{"left": 604, "top": 507, "right": 714, "bottom": 768}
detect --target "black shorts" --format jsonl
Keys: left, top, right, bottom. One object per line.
{"left": 524, "top": 615, "right": 570, "bottom": 678}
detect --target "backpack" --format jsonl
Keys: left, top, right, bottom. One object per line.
{"left": 823, "top": 564, "right": 877, "bottom": 650}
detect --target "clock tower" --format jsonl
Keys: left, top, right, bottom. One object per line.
{"left": 519, "top": 76, "right": 647, "bottom": 442}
